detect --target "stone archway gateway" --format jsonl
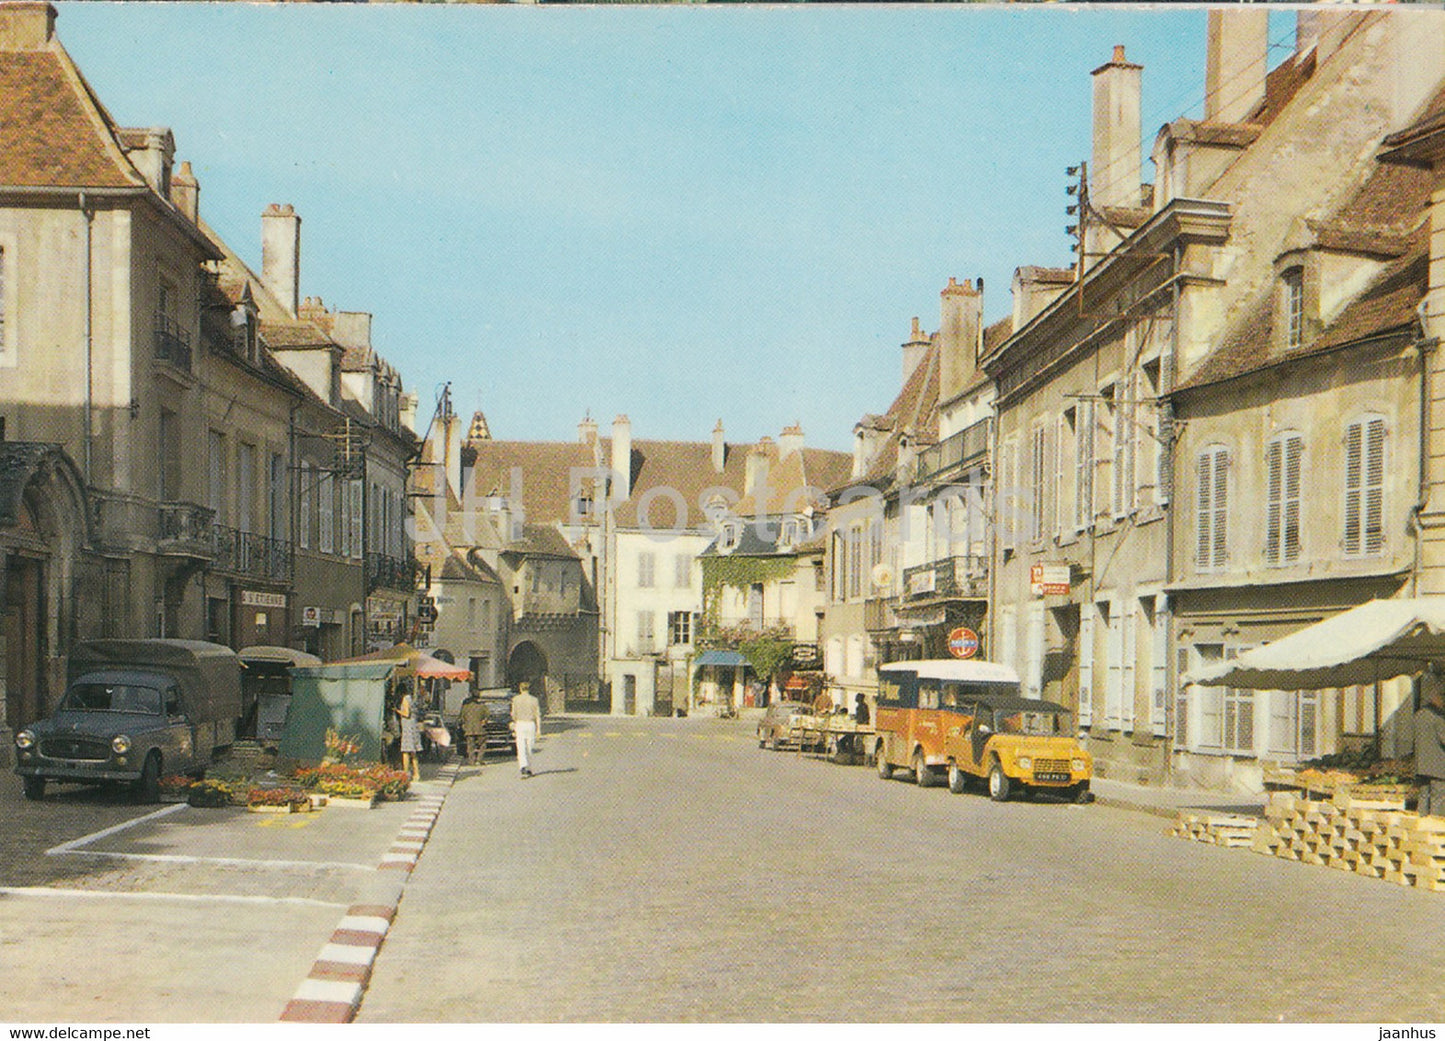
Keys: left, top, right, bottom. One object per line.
{"left": 0, "top": 443, "right": 92, "bottom": 740}
{"left": 506, "top": 641, "right": 548, "bottom": 702}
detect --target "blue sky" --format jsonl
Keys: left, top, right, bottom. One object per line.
{"left": 55, "top": 4, "right": 1292, "bottom": 450}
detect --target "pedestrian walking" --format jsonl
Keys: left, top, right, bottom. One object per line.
{"left": 511, "top": 681, "right": 542, "bottom": 778}
{"left": 1415, "top": 666, "right": 1445, "bottom": 817}
{"left": 458, "top": 689, "right": 490, "bottom": 766}
{"left": 854, "top": 693, "right": 870, "bottom": 726}
{"left": 396, "top": 679, "right": 422, "bottom": 782}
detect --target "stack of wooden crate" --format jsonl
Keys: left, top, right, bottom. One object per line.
{"left": 1251, "top": 790, "right": 1445, "bottom": 891}
{"left": 1171, "top": 811, "right": 1260, "bottom": 848}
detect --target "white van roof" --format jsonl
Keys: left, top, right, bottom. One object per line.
{"left": 877, "top": 659, "right": 1021, "bottom": 684}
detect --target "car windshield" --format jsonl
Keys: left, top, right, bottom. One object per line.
{"left": 60, "top": 683, "right": 163, "bottom": 715}
{"left": 994, "top": 709, "right": 1072, "bottom": 736}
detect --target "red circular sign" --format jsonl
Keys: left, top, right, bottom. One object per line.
{"left": 947, "top": 627, "right": 979, "bottom": 659}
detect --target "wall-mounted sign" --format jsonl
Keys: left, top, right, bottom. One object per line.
{"left": 301, "top": 606, "right": 321, "bottom": 628}
{"left": 947, "top": 627, "right": 979, "bottom": 660}
{"left": 789, "top": 643, "right": 822, "bottom": 669}
{"left": 1030, "top": 563, "right": 1071, "bottom": 597}
{"left": 908, "top": 570, "right": 937, "bottom": 596}
{"left": 241, "top": 590, "right": 287, "bottom": 609}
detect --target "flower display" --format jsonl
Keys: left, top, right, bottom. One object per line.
{"left": 323, "top": 728, "right": 363, "bottom": 763}
{"left": 188, "top": 778, "right": 243, "bottom": 807}
{"left": 246, "top": 786, "right": 309, "bottom": 808}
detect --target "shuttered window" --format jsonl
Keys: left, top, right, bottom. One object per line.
{"left": 1000, "top": 437, "right": 1018, "bottom": 552}
{"left": 1112, "top": 380, "right": 1136, "bottom": 519}
{"left": 1343, "top": 416, "right": 1385, "bottom": 557}
{"left": 1196, "top": 446, "right": 1229, "bottom": 571}
{"left": 1283, "top": 267, "right": 1304, "bottom": 350}
{"left": 1075, "top": 401, "right": 1094, "bottom": 533}
{"left": 1150, "top": 596, "right": 1169, "bottom": 738}
{"left": 1264, "top": 433, "right": 1303, "bottom": 565}
{"left": 1029, "top": 423, "right": 1047, "bottom": 543}
{"left": 1055, "top": 414, "right": 1070, "bottom": 541}
{"left": 1077, "top": 604, "right": 1094, "bottom": 727}
{"left": 1025, "top": 601, "right": 1045, "bottom": 697}
{"left": 1103, "top": 599, "right": 1122, "bottom": 730}
{"left": 1120, "top": 599, "right": 1136, "bottom": 733}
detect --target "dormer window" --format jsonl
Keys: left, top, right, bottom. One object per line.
{"left": 780, "top": 518, "right": 798, "bottom": 551}
{"left": 1282, "top": 267, "right": 1304, "bottom": 349}
{"left": 719, "top": 522, "right": 740, "bottom": 554}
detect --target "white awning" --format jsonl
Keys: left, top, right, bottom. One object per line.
{"left": 1184, "top": 597, "right": 1445, "bottom": 690}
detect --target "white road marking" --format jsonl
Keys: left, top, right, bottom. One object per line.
{"left": 0, "top": 885, "right": 346, "bottom": 909}
{"left": 54, "top": 850, "right": 376, "bottom": 871}
{"left": 44, "top": 803, "right": 188, "bottom": 855}
{"left": 293, "top": 979, "right": 362, "bottom": 1004}
{"left": 337, "top": 914, "right": 391, "bottom": 934}
{"left": 317, "top": 943, "right": 377, "bottom": 966}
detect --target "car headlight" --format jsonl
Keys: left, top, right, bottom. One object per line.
{"left": 1018, "top": 756, "right": 1033, "bottom": 771}
{"left": 112, "top": 735, "right": 131, "bottom": 755}
{"left": 15, "top": 730, "right": 35, "bottom": 750}
{"left": 1072, "top": 758, "right": 1087, "bottom": 772}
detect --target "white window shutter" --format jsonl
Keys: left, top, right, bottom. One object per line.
{"left": 1365, "top": 418, "right": 1385, "bottom": 555}
{"left": 1344, "top": 421, "right": 1363, "bottom": 555}
{"left": 1121, "top": 600, "right": 1137, "bottom": 733}
{"left": 1151, "top": 596, "right": 1169, "bottom": 738}
{"left": 1077, "top": 606, "right": 1094, "bottom": 727}
{"left": 1265, "top": 439, "right": 1282, "bottom": 565}
{"left": 1104, "top": 601, "right": 1123, "bottom": 730}
{"left": 1196, "top": 450, "right": 1213, "bottom": 569}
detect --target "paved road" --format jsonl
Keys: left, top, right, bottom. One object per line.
{"left": 360, "top": 714, "right": 1445, "bottom": 1023}
{"left": 0, "top": 767, "right": 447, "bottom": 1021}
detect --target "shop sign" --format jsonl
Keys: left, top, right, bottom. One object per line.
{"left": 947, "top": 627, "right": 979, "bottom": 660}
{"left": 367, "top": 597, "right": 405, "bottom": 624}
{"left": 241, "top": 590, "right": 287, "bottom": 609}
{"left": 789, "top": 643, "right": 822, "bottom": 669}
{"left": 1030, "top": 563, "right": 1071, "bottom": 597}
{"left": 301, "top": 606, "right": 321, "bottom": 628}
{"left": 908, "top": 569, "right": 937, "bottom": 596}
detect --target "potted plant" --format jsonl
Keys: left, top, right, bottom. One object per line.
{"left": 157, "top": 775, "right": 194, "bottom": 803}
{"left": 246, "top": 786, "right": 311, "bottom": 813}
{"left": 187, "top": 778, "right": 241, "bottom": 808}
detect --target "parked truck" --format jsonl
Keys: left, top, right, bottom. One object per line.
{"left": 14, "top": 639, "right": 244, "bottom": 802}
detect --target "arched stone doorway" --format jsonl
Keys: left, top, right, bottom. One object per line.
{"left": 506, "top": 641, "right": 548, "bottom": 701}
{"left": 0, "top": 443, "right": 92, "bottom": 737}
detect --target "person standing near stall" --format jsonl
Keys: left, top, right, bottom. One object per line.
{"left": 458, "top": 689, "right": 490, "bottom": 766}
{"left": 396, "top": 679, "right": 422, "bottom": 783}
{"left": 1415, "top": 667, "right": 1445, "bottom": 817}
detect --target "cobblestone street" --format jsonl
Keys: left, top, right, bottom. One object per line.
{"left": 358, "top": 715, "right": 1445, "bottom": 1022}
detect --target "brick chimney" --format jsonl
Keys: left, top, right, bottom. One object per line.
{"left": 778, "top": 424, "right": 804, "bottom": 460}
{"left": 169, "top": 160, "right": 199, "bottom": 224}
{"left": 610, "top": 415, "right": 632, "bottom": 500}
{"left": 261, "top": 204, "right": 301, "bottom": 318}
{"left": 939, "top": 277, "right": 983, "bottom": 404}
{"left": 902, "top": 317, "right": 930, "bottom": 386}
{"left": 746, "top": 438, "right": 773, "bottom": 501}
{"left": 119, "top": 127, "right": 175, "bottom": 197}
{"left": 1012, "top": 267, "right": 1074, "bottom": 331}
{"left": 712, "top": 419, "right": 726, "bottom": 473}
{"left": 1205, "top": 9, "right": 1268, "bottom": 124}
{"left": 0, "top": 3, "right": 56, "bottom": 51}
{"left": 1090, "top": 45, "right": 1143, "bottom": 212}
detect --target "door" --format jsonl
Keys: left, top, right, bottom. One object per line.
{"left": 4, "top": 555, "right": 44, "bottom": 728}
{"left": 162, "top": 682, "right": 200, "bottom": 771}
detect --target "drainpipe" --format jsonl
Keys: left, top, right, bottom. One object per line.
{"left": 1410, "top": 334, "right": 1439, "bottom": 597}
{"left": 1161, "top": 243, "right": 1182, "bottom": 782}
{"left": 80, "top": 192, "right": 94, "bottom": 485}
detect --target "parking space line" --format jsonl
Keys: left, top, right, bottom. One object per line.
{"left": 44, "top": 803, "right": 187, "bottom": 856}
{"left": 55, "top": 850, "right": 376, "bottom": 871}
{"left": 0, "top": 885, "right": 347, "bottom": 909}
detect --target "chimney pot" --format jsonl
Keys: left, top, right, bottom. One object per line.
{"left": 712, "top": 419, "right": 726, "bottom": 473}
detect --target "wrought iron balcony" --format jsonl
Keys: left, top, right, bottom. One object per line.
{"left": 367, "top": 551, "right": 418, "bottom": 593}
{"left": 210, "top": 525, "right": 292, "bottom": 582}
{"left": 153, "top": 314, "right": 193, "bottom": 371}
{"left": 157, "top": 501, "right": 215, "bottom": 559}
{"left": 901, "top": 554, "right": 988, "bottom": 602}
{"left": 915, "top": 417, "right": 991, "bottom": 483}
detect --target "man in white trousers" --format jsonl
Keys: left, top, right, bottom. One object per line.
{"left": 511, "top": 681, "right": 542, "bottom": 778}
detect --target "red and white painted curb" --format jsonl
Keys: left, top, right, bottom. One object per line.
{"left": 280, "top": 761, "right": 461, "bottom": 1023}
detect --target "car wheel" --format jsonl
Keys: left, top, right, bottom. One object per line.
{"left": 914, "top": 751, "right": 935, "bottom": 788}
{"left": 134, "top": 752, "right": 161, "bottom": 804}
{"left": 988, "top": 762, "right": 1011, "bottom": 802}
{"left": 1071, "top": 782, "right": 1092, "bottom": 804}
{"left": 22, "top": 776, "right": 45, "bottom": 801}
{"left": 876, "top": 747, "right": 893, "bottom": 780}
{"left": 948, "top": 761, "right": 967, "bottom": 794}
{"left": 766, "top": 733, "right": 777, "bottom": 751}
{"left": 757, "top": 729, "right": 766, "bottom": 749}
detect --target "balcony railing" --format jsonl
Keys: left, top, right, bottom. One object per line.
{"left": 367, "top": 552, "right": 418, "bottom": 593}
{"left": 915, "top": 417, "right": 991, "bottom": 483}
{"left": 211, "top": 525, "right": 292, "bottom": 582}
{"left": 864, "top": 597, "right": 897, "bottom": 633}
{"left": 901, "top": 554, "right": 988, "bottom": 602}
{"left": 153, "top": 314, "right": 193, "bottom": 371}
{"left": 156, "top": 501, "right": 215, "bottom": 559}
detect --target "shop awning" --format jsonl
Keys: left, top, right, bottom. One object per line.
{"left": 696, "top": 649, "right": 750, "bottom": 668}
{"left": 1184, "top": 597, "right": 1445, "bottom": 690}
